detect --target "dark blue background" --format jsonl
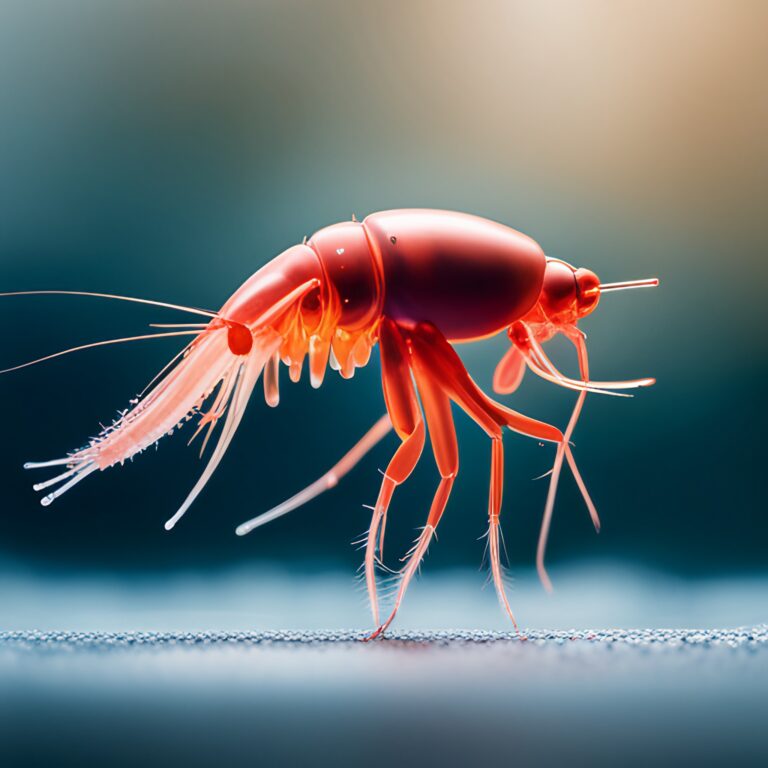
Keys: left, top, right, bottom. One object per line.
{"left": 0, "top": 0, "right": 765, "bottom": 580}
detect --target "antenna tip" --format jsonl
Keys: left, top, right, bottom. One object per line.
{"left": 598, "top": 278, "right": 660, "bottom": 293}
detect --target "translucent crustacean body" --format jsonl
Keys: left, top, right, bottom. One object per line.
{"left": 2, "top": 209, "right": 658, "bottom": 637}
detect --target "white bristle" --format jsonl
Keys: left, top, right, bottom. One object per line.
{"left": 39, "top": 463, "right": 97, "bottom": 506}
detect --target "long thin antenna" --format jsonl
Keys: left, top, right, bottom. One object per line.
{"left": 0, "top": 330, "right": 201, "bottom": 374}
{"left": 0, "top": 290, "right": 219, "bottom": 318}
{"left": 599, "top": 278, "right": 659, "bottom": 293}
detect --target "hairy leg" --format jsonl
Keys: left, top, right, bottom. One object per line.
{"left": 367, "top": 349, "right": 458, "bottom": 639}
{"left": 487, "top": 436, "right": 520, "bottom": 630}
{"left": 365, "top": 319, "right": 425, "bottom": 625}
{"left": 407, "top": 322, "right": 573, "bottom": 623}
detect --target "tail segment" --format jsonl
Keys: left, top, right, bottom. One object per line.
{"left": 13, "top": 244, "right": 361, "bottom": 524}
{"left": 25, "top": 325, "right": 281, "bottom": 522}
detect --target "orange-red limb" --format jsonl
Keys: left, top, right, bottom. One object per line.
{"left": 411, "top": 324, "right": 533, "bottom": 632}
{"left": 365, "top": 319, "right": 425, "bottom": 625}
{"left": 493, "top": 345, "right": 526, "bottom": 395}
{"left": 487, "top": 437, "right": 521, "bottom": 632}
{"left": 368, "top": 341, "right": 458, "bottom": 639}
{"left": 409, "top": 322, "right": 564, "bottom": 445}
{"left": 371, "top": 322, "right": 557, "bottom": 637}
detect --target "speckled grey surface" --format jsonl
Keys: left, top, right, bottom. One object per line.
{"left": 2, "top": 625, "right": 767, "bottom": 768}
{"left": 2, "top": 567, "right": 766, "bottom": 767}
{"left": 2, "top": 625, "right": 767, "bottom": 648}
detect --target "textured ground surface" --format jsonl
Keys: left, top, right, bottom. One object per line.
{"left": 2, "top": 625, "right": 767, "bottom": 647}
{"left": 1, "top": 567, "right": 766, "bottom": 767}
{"left": 2, "top": 626, "right": 767, "bottom": 767}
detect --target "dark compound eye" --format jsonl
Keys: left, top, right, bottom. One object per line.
{"left": 390, "top": 236, "right": 397, "bottom": 245}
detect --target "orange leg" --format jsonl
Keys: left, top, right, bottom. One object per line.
{"left": 429, "top": 368, "right": 520, "bottom": 631}
{"left": 408, "top": 322, "right": 570, "bottom": 626}
{"left": 487, "top": 436, "right": 520, "bottom": 631}
{"left": 423, "top": 328, "right": 595, "bottom": 598}
{"left": 367, "top": 348, "right": 458, "bottom": 640}
{"left": 409, "top": 322, "right": 564, "bottom": 445}
{"left": 493, "top": 345, "right": 526, "bottom": 395}
{"left": 365, "top": 319, "right": 425, "bottom": 626}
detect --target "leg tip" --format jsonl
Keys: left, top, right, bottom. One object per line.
{"left": 538, "top": 570, "right": 554, "bottom": 593}
{"left": 364, "top": 625, "right": 386, "bottom": 642}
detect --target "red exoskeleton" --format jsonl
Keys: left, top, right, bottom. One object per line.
{"left": 2, "top": 209, "right": 658, "bottom": 637}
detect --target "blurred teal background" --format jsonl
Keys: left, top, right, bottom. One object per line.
{"left": 1, "top": 3, "right": 767, "bottom": 767}
{"left": 0, "top": 0, "right": 766, "bottom": 588}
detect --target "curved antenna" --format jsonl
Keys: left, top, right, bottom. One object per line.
{"left": 0, "top": 290, "right": 219, "bottom": 319}
{"left": 0, "top": 330, "right": 202, "bottom": 374}
{"left": 599, "top": 278, "right": 659, "bottom": 293}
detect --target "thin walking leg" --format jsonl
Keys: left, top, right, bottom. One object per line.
{"left": 536, "top": 330, "right": 599, "bottom": 591}
{"left": 367, "top": 350, "right": 458, "bottom": 639}
{"left": 487, "top": 437, "right": 520, "bottom": 631}
{"left": 235, "top": 414, "right": 392, "bottom": 536}
{"left": 364, "top": 319, "right": 425, "bottom": 626}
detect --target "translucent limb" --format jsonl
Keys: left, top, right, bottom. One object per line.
{"left": 368, "top": 411, "right": 455, "bottom": 640}
{"left": 188, "top": 363, "right": 240, "bottom": 457}
{"left": 415, "top": 336, "right": 520, "bottom": 630}
{"left": 366, "top": 523, "right": 437, "bottom": 641}
{"left": 362, "top": 320, "right": 425, "bottom": 625}
{"left": 136, "top": 338, "right": 198, "bottom": 399}
{"left": 524, "top": 354, "right": 631, "bottom": 397}
{"left": 367, "top": 329, "right": 460, "bottom": 640}
{"left": 536, "top": 331, "right": 599, "bottom": 592}
{"left": 235, "top": 414, "right": 392, "bottom": 537}
{"left": 487, "top": 437, "right": 520, "bottom": 632}
{"left": 14, "top": 279, "right": 322, "bottom": 516}
{"left": 25, "top": 460, "right": 98, "bottom": 507}
{"left": 309, "top": 334, "right": 331, "bottom": 389}
{"left": 409, "top": 322, "right": 564, "bottom": 445}
{"left": 525, "top": 332, "right": 654, "bottom": 392}
{"left": 164, "top": 335, "right": 281, "bottom": 530}
{"left": 263, "top": 352, "right": 280, "bottom": 407}
{"left": 405, "top": 322, "right": 606, "bottom": 626}
{"left": 493, "top": 345, "right": 526, "bottom": 394}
